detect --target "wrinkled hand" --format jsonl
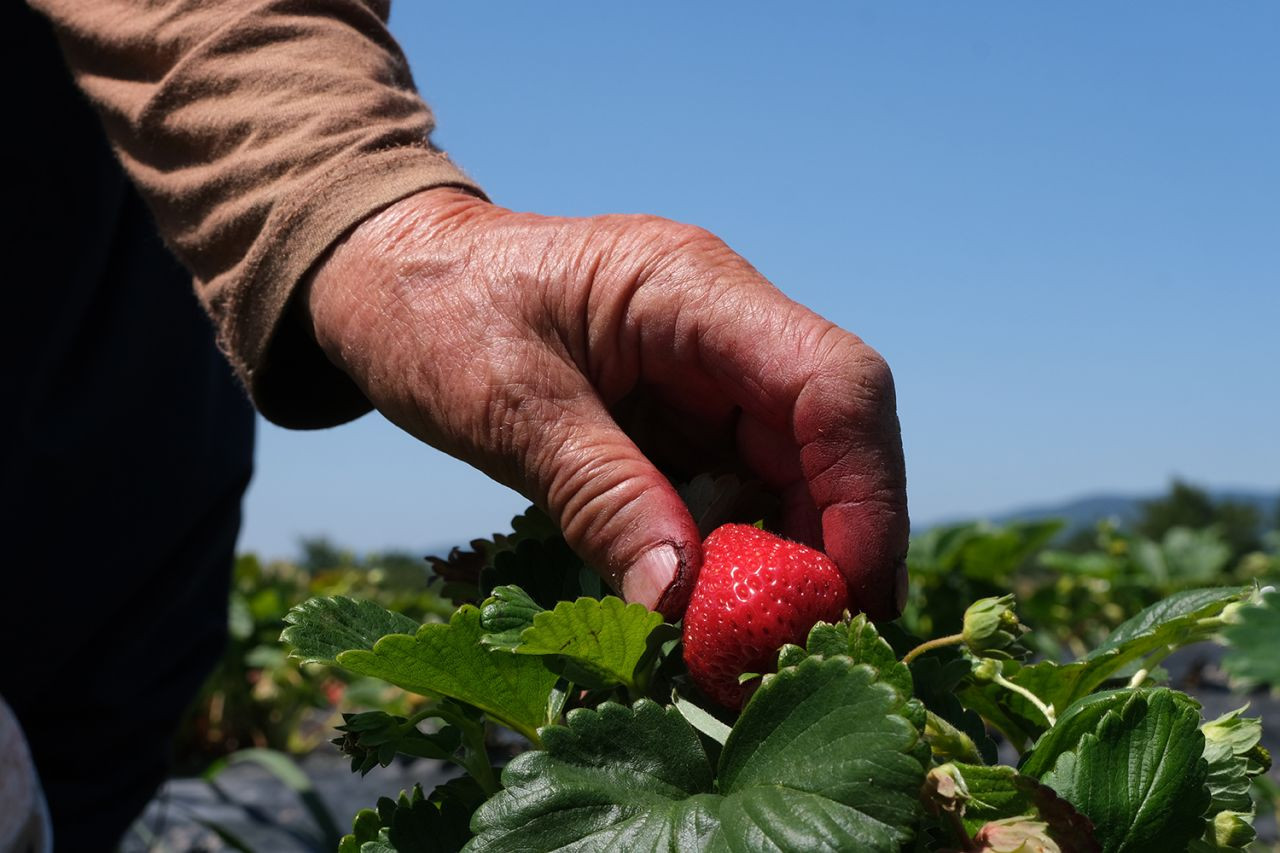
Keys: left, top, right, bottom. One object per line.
{"left": 305, "top": 188, "right": 908, "bottom": 619}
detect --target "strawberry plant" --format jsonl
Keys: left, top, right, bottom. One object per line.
{"left": 282, "top": 496, "right": 1275, "bottom": 852}
{"left": 176, "top": 546, "right": 453, "bottom": 768}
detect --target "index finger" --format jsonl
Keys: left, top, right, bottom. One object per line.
{"left": 629, "top": 248, "right": 909, "bottom": 619}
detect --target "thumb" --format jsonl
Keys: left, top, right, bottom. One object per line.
{"left": 515, "top": 386, "right": 702, "bottom": 619}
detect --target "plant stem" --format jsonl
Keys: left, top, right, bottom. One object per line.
{"left": 458, "top": 720, "right": 500, "bottom": 796}
{"left": 1127, "top": 644, "right": 1173, "bottom": 689}
{"left": 902, "top": 633, "right": 965, "bottom": 664}
{"left": 992, "top": 672, "right": 1056, "bottom": 726}
{"left": 942, "top": 807, "right": 977, "bottom": 852}
{"left": 923, "top": 710, "right": 985, "bottom": 765}
{"left": 403, "top": 706, "right": 437, "bottom": 730}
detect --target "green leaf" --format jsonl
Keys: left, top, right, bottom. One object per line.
{"left": 480, "top": 537, "right": 589, "bottom": 607}
{"left": 949, "top": 763, "right": 1098, "bottom": 850}
{"left": 675, "top": 473, "right": 771, "bottom": 537}
{"left": 1221, "top": 587, "right": 1280, "bottom": 690}
{"left": 956, "top": 659, "right": 1056, "bottom": 752}
{"left": 672, "top": 691, "right": 732, "bottom": 746}
{"left": 511, "top": 596, "right": 666, "bottom": 691}
{"left": 1190, "top": 706, "right": 1267, "bottom": 851}
{"left": 339, "top": 782, "right": 478, "bottom": 852}
{"left": 948, "top": 764, "right": 1028, "bottom": 830}
{"left": 1088, "top": 586, "right": 1251, "bottom": 659}
{"left": 912, "top": 651, "right": 999, "bottom": 763}
{"left": 508, "top": 505, "right": 561, "bottom": 543}
{"left": 793, "top": 616, "right": 937, "bottom": 767}
{"left": 469, "top": 657, "right": 924, "bottom": 852}
{"left": 1020, "top": 689, "right": 1154, "bottom": 780}
{"left": 923, "top": 711, "right": 987, "bottom": 765}
{"left": 1040, "top": 689, "right": 1209, "bottom": 853}
{"left": 776, "top": 643, "right": 806, "bottom": 669}
{"left": 802, "top": 615, "right": 912, "bottom": 697}
{"left": 1200, "top": 706, "right": 1266, "bottom": 813}
{"left": 910, "top": 520, "right": 1063, "bottom": 582}
{"left": 478, "top": 585, "right": 544, "bottom": 651}
{"left": 341, "top": 808, "right": 381, "bottom": 852}
{"left": 717, "top": 656, "right": 923, "bottom": 846}
{"left": 281, "top": 597, "right": 420, "bottom": 666}
{"left": 965, "top": 586, "right": 1256, "bottom": 747}
{"left": 331, "top": 711, "right": 462, "bottom": 775}
{"left": 336, "top": 605, "right": 559, "bottom": 743}
{"left": 1131, "top": 527, "right": 1233, "bottom": 586}
{"left": 960, "top": 658, "right": 1144, "bottom": 751}
{"left": 467, "top": 700, "right": 716, "bottom": 852}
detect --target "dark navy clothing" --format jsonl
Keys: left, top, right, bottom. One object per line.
{"left": 3, "top": 5, "right": 255, "bottom": 848}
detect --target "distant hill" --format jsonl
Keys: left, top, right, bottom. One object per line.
{"left": 920, "top": 488, "right": 1279, "bottom": 536}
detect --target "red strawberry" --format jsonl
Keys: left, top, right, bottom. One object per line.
{"left": 682, "top": 523, "right": 848, "bottom": 709}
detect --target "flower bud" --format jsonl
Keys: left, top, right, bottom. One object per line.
{"left": 963, "top": 594, "right": 1029, "bottom": 659}
{"left": 1210, "top": 811, "right": 1254, "bottom": 849}
{"left": 971, "top": 658, "right": 1003, "bottom": 683}
{"left": 921, "top": 763, "right": 970, "bottom": 816}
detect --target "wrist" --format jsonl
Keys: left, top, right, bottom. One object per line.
{"left": 303, "top": 186, "right": 493, "bottom": 376}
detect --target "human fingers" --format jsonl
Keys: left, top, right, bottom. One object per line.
{"left": 620, "top": 232, "right": 910, "bottom": 618}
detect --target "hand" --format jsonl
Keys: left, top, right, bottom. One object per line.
{"left": 304, "top": 188, "right": 908, "bottom": 619}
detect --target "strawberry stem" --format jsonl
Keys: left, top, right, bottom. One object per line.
{"left": 991, "top": 671, "right": 1057, "bottom": 726}
{"left": 902, "top": 633, "right": 965, "bottom": 664}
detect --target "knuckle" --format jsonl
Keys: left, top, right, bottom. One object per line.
{"left": 544, "top": 446, "right": 655, "bottom": 572}
{"left": 814, "top": 326, "right": 896, "bottom": 414}
{"left": 626, "top": 219, "right": 736, "bottom": 281}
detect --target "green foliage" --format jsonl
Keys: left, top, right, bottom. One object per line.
{"left": 282, "top": 597, "right": 421, "bottom": 666}
{"left": 674, "top": 472, "right": 776, "bottom": 537}
{"left": 331, "top": 711, "right": 461, "bottom": 775}
{"left": 303, "top": 602, "right": 560, "bottom": 743}
{"left": 904, "top": 519, "right": 1063, "bottom": 639}
{"left": 904, "top": 481, "right": 1280, "bottom": 660}
{"left": 338, "top": 781, "right": 482, "bottom": 853}
{"left": 269, "top": 485, "right": 1280, "bottom": 851}
{"left": 790, "top": 614, "right": 913, "bottom": 696}
{"left": 506, "top": 596, "right": 669, "bottom": 693}
{"left": 1039, "top": 690, "right": 1209, "bottom": 853}
{"left": 1190, "top": 707, "right": 1270, "bottom": 851}
{"left": 425, "top": 506, "right": 577, "bottom": 606}
{"left": 1221, "top": 587, "right": 1280, "bottom": 690}
{"left": 1019, "top": 689, "right": 1149, "bottom": 780}
{"left": 957, "top": 587, "right": 1253, "bottom": 750}
{"left": 176, "top": 547, "right": 452, "bottom": 768}
{"left": 925, "top": 762, "right": 1096, "bottom": 849}
{"left": 471, "top": 656, "right": 923, "bottom": 852}
{"left": 476, "top": 585, "right": 543, "bottom": 651}
{"left": 1136, "top": 480, "right": 1265, "bottom": 558}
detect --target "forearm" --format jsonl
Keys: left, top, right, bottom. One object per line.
{"left": 30, "top": 0, "right": 483, "bottom": 425}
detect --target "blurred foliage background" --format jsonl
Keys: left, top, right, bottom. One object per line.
{"left": 902, "top": 480, "right": 1280, "bottom": 659}
{"left": 172, "top": 544, "right": 454, "bottom": 772}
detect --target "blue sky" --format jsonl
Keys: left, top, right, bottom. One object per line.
{"left": 240, "top": 3, "right": 1279, "bottom": 558}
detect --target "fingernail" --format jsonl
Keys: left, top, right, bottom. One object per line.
{"left": 623, "top": 544, "right": 680, "bottom": 612}
{"left": 894, "top": 557, "right": 910, "bottom": 614}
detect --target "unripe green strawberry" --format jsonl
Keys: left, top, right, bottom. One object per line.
{"left": 962, "top": 594, "right": 1029, "bottom": 660}
{"left": 681, "top": 523, "right": 848, "bottom": 709}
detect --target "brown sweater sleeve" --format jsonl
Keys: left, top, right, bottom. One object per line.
{"left": 29, "top": 0, "right": 485, "bottom": 427}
